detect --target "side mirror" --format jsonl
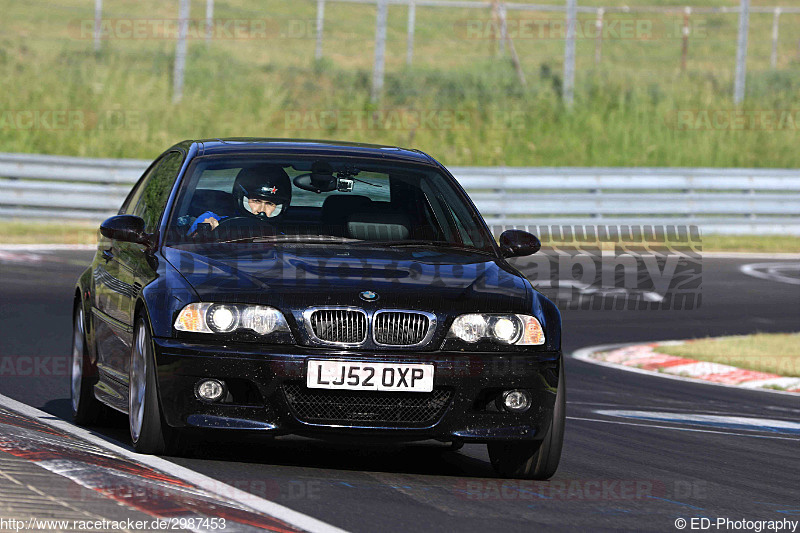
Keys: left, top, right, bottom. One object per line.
{"left": 499, "top": 229, "right": 541, "bottom": 258}
{"left": 100, "top": 215, "right": 151, "bottom": 246}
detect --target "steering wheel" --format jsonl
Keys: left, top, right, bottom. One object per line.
{"left": 214, "top": 216, "right": 255, "bottom": 230}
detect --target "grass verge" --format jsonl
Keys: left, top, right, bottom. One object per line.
{"left": 658, "top": 333, "right": 800, "bottom": 378}
{"left": 1, "top": 221, "right": 798, "bottom": 253}
{"left": 1, "top": 222, "right": 98, "bottom": 244}
{"left": 1, "top": 0, "right": 800, "bottom": 166}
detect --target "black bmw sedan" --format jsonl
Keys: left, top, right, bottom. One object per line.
{"left": 72, "top": 139, "right": 564, "bottom": 479}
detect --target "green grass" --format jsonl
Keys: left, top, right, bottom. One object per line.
{"left": 0, "top": 0, "right": 799, "bottom": 166}
{"left": 701, "top": 234, "right": 800, "bottom": 253}
{"left": 0, "top": 221, "right": 98, "bottom": 244}
{"left": 659, "top": 333, "right": 800, "bottom": 378}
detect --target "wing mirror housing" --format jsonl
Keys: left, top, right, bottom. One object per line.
{"left": 499, "top": 229, "right": 541, "bottom": 258}
{"left": 100, "top": 215, "right": 152, "bottom": 246}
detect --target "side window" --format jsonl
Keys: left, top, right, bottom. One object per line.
{"left": 132, "top": 152, "right": 184, "bottom": 233}
{"left": 119, "top": 156, "right": 167, "bottom": 215}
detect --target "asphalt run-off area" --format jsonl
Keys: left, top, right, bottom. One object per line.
{"left": 0, "top": 248, "right": 798, "bottom": 532}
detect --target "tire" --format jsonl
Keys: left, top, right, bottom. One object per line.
{"left": 129, "top": 316, "right": 183, "bottom": 455}
{"left": 71, "top": 304, "right": 108, "bottom": 425}
{"left": 488, "top": 360, "right": 566, "bottom": 480}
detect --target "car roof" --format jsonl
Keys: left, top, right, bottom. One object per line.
{"left": 171, "top": 138, "right": 438, "bottom": 165}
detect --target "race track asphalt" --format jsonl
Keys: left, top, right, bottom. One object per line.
{"left": 1, "top": 248, "right": 798, "bottom": 532}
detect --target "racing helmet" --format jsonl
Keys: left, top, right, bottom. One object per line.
{"left": 233, "top": 165, "right": 292, "bottom": 220}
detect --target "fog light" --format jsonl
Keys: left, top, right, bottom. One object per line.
{"left": 502, "top": 389, "right": 531, "bottom": 413}
{"left": 196, "top": 379, "right": 225, "bottom": 402}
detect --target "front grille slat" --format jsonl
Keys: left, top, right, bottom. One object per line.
{"left": 284, "top": 384, "right": 452, "bottom": 426}
{"left": 374, "top": 311, "right": 430, "bottom": 346}
{"left": 309, "top": 309, "right": 367, "bottom": 344}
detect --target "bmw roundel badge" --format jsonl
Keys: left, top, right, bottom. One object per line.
{"left": 359, "top": 290, "right": 379, "bottom": 302}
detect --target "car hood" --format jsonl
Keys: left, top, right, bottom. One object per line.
{"left": 163, "top": 243, "right": 532, "bottom": 314}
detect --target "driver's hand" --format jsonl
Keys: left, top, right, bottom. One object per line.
{"left": 202, "top": 217, "right": 219, "bottom": 230}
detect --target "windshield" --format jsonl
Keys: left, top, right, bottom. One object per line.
{"left": 165, "top": 156, "right": 497, "bottom": 255}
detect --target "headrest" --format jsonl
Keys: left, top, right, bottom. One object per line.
{"left": 321, "top": 195, "right": 372, "bottom": 217}
{"left": 347, "top": 212, "right": 410, "bottom": 241}
{"left": 188, "top": 189, "right": 236, "bottom": 217}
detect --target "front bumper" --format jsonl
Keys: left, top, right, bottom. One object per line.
{"left": 152, "top": 338, "right": 561, "bottom": 443}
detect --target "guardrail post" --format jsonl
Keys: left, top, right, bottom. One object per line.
{"left": 205, "top": 0, "right": 214, "bottom": 45}
{"left": 406, "top": 0, "right": 416, "bottom": 65}
{"left": 563, "top": 0, "right": 577, "bottom": 106}
{"left": 770, "top": 7, "right": 781, "bottom": 69}
{"left": 315, "top": 0, "right": 325, "bottom": 61}
{"left": 93, "top": 0, "right": 102, "bottom": 53}
{"left": 371, "top": 0, "right": 388, "bottom": 103}
{"left": 173, "top": 0, "right": 190, "bottom": 103}
{"left": 734, "top": 0, "right": 750, "bottom": 104}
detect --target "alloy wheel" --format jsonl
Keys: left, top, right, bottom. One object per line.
{"left": 70, "top": 307, "right": 85, "bottom": 414}
{"left": 129, "top": 322, "right": 148, "bottom": 443}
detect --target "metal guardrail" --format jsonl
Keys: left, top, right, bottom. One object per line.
{"left": 0, "top": 152, "right": 798, "bottom": 234}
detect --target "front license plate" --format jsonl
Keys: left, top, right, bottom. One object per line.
{"left": 306, "top": 360, "right": 434, "bottom": 392}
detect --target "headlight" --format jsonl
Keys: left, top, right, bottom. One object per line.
{"left": 447, "top": 314, "right": 544, "bottom": 345}
{"left": 175, "top": 303, "right": 290, "bottom": 336}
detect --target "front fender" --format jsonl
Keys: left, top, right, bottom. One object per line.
{"left": 139, "top": 256, "right": 198, "bottom": 339}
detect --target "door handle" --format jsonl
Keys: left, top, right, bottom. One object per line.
{"left": 102, "top": 248, "right": 113, "bottom": 262}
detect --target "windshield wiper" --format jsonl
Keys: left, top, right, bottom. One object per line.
{"left": 217, "top": 235, "right": 362, "bottom": 244}
{"left": 353, "top": 240, "right": 495, "bottom": 256}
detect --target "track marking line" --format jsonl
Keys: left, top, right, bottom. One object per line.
{"left": 645, "top": 495, "right": 704, "bottom": 511}
{"left": 0, "top": 393, "right": 349, "bottom": 533}
{"left": 740, "top": 262, "right": 800, "bottom": 286}
{"left": 566, "top": 416, "right": 800, "bottom": 441}
{"left": 0, "top": 244, "right": 96, "bottom": 251}
{"left": 593, "top": 410, "right": 800, "bottom": 434}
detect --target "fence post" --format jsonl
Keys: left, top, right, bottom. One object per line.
{"left": 406, "top": 0, "right": 416, "bottom": 65}
{"left": 371, "top": 0, "right": 388, "bottom": 103}
{"left": 502, "top": 7, "right": 526, "bottom": 87}
{"left": 173, "top": 0, "right": 190, "bottom": 103}
{"left": 498, "top": 2, "right": 507, "bottom": 55}
{"left": 563, "top": 0, "right": 577, "bottom": 106}
{"left": 315, "top": 0, "right": 325, "bottom": 61}
{"left": 205, "top": 0, "right": 214, "bottom": 44}
{"left": 594, "top": 8, "right": 604, "bottom": 66}
{"left": 93, "top": 0, "right": 102, "bottom": 53}
{"left": 681, "top": 7, "right": 690, "bottom": 72}
{"left": 770, "top": 7, "right": 781, "bottom": 69}
{"left": 734, "top": 0, "right": 750, "bottom": 104}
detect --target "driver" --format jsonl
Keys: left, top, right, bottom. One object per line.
{"left": 188, "top": 165, "right": 292, "bottom": 234}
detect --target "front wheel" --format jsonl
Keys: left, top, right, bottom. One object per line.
{"left": 71, "top": 304, "right": 108, "bottom": 425}
{"left": 129, "top": 316, "right": 183, "bottom": 455}
{"left": 488, "top": 360, "right": 565, "bottom": 479}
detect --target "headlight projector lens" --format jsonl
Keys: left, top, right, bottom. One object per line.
{"left": 492, "top": 317, "right": 518, "bottom": 343}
